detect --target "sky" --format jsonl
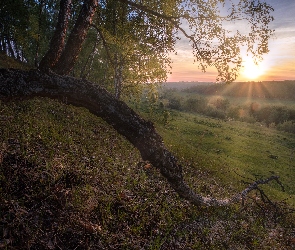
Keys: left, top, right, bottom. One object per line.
{"left": 167, "top": 0, "right": 295, "bottom": 82}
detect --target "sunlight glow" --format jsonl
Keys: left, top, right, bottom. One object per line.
{"left": 241, "top": 57, "right": 265, "bottom": 80}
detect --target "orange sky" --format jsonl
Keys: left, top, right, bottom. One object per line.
{"left": 167, "top": 0, "right": 295, "bottom": 82}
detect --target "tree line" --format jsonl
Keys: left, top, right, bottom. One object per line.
{"left": 183, "top": 81, "right": 295, "bottom": 100}
{"left": 161, "top": 89, "right": 295, "bottom": 133}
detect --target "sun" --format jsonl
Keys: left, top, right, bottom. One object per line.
{"left": 241, "top": 57, "right": 264, "bottom": 80}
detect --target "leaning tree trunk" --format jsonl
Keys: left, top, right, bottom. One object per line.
{"left": 53, "top": 0, "right": 98, "bottom": 75}
{"left": 38, "top": 0, "right": 72, "bottom": 72}
{"left": 0, "top": 68, "right": 280, "bottom": 206}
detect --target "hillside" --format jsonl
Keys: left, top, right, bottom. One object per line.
{"left": 1, "top": 97, "right": 295, "bottom": 249}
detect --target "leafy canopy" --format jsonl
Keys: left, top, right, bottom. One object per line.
{"left": 0, "top": 0, "right": 274, "bottom": 90}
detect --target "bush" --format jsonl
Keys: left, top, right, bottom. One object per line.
{"left": 168, "top": 97, "right": 182, "bottom": 110}
{"left": 239, "top": 116, "right": 257, "bottom": 124}
{"left": 277, "top": 120, "right": 295, "bottom": 134}
{"left": 211, "top": 97, "right": 230, "bottom": 111}
{"left": 204, "top": 106, "right": 226, "bottom": 119}
{"left": 253, "top": 105, "right": 292, "bottom": 126}
{"left": 227, "top": 106, "right": 240, "bottom": 120}
{"left": 184, "top": 96, "right": 208, "bottom": 113}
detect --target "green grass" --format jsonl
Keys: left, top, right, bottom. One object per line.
{"left": 143, "top": 107, "right": 295, "bottom": 206}
{"left": 1, "top": 98, "right": 295, "bottom": 249}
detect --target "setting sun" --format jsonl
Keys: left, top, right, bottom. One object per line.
{"left": 241, "top": 57, "right": 265, "bottom": 80}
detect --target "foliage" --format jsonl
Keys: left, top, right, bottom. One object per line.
{"left": 1, "top": 0, "right": 275, "bottom": 94}
{"left": 79, "top": 0, "right": 174, "bottom": 99}
{"left": 253, "top": 105, "right": 292, "bottom": 126}
{"left": 173, "top": 0, "right": 274, "bottom": 82}
{"left": 168, "top": 96, "right": 183, "bottom": 110}
{"left": 0, "top": 0, "right": 57, "bottom": 65}
{"left": 211, "top": 97, "right": 230, "bottom": 112}
{"left": 184, "top": 96, "right": 208, "bottom": 113}
{"left": 204, "top": 106, "right": 227, "bottom": 119}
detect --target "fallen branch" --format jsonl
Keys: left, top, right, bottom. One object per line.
{"left": 237, "top": 175, "right": 282, "bottom": 206}
{"left": 0, "top": 68, "right": 282, "bottom": 206}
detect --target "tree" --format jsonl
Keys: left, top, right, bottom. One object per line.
{"left": 38, "top": 0, "right": 72, "bottom": 71}
{"left": 76, "top": 0, "right": 176, "bottom": 99}
{"left": 40, "top": 0, "right": 98, "bottom": 74}
{"left": 0, "top": 0, "right": 58, "bottom": 64}
{"left": 0, "top": 0, "right": 279, "bottom": 206}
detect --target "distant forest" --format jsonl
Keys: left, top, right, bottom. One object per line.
{"left": 166, "top": 81, "right": 295, "bottom": 100}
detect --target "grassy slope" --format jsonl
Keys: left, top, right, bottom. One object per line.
{"left": 153, "top": 110, "right": 295, "bottom": 206}
{"left": 1, "top": 97, "right": 295, "bottom": 249}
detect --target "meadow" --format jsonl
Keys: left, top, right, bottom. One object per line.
{"left": 144, "top": 107, "right": 295, "bottom": 205}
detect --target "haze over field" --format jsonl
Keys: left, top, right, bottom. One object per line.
{"left": 168, "top": 0, "right": 295, "bottom": 82}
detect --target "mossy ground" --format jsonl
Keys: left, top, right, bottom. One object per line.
{"left": 1, "top": 98, "right": 295, "bottom": 249}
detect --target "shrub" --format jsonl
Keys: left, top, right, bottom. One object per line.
{"left": 204, "top": 106, "right": 226, "bottom": 119}
{"left": 239, "top": 116, "right": 257, "bottom": 124}
{"left": 253, "top": 105, "right": 291, "bottom": 126}
{"left": 227, "top": 106, "right": 240, "bottom": 120}
{"left": 277, "top": 120, "right": 295, "bottom": 134}
{"left": 167, "top": 97, "right": 182, "bottom": 110}
{"left": 184, "top": 96, "right": 208, "bottom": 113}
{"left": 211, "top": 97, "right": 230, "bottom": 111}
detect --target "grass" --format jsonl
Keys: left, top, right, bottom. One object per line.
{"left": 1, "top": 97, "right": 295, "bottom": 249}
{"left": 152, "top": 110, "right": 295, "bottom": 206}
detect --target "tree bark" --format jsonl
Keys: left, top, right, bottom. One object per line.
{"left": 6, "top": 36, "right": 15, "bottom": 59}
{"left": 53, "top": 0, "right": 98, "bottom": 75}
{"left": 0, "top": 68, "right": 280, "bottom": 206}
{"left": 38, "top": 0, "right": 72, "bottom": 72}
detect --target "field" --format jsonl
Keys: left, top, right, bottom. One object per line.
{"left": 149, "top": 86, "right": 295, "bottom": 205}
{"left": 148, "top": 109, "right": 295, "bottom": 205}
{"left": 1, "top": 97, "right": 295, "bottom": 249}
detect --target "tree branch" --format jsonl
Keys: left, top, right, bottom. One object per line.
{"left": 91, "top": 24, "right": 115, "bottom": 67}
{"left": 117, "top": 0, "right": 204, "bottom": 61}
{"left": 0, "top": 68, "right": 281, "bottom": 206}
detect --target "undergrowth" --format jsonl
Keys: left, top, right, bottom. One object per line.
{"left": 1, "top": 98, "right": 295, "bottom": 249}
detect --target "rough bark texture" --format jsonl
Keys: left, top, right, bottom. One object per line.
{"left": 38, "top": 0, "right": 72, "bottom": 71}
{"left": 53, "top": 0, "right": 98, "bottom": 75}
{"left": 0, "top": 68, "right": 280, "bottom": 206}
